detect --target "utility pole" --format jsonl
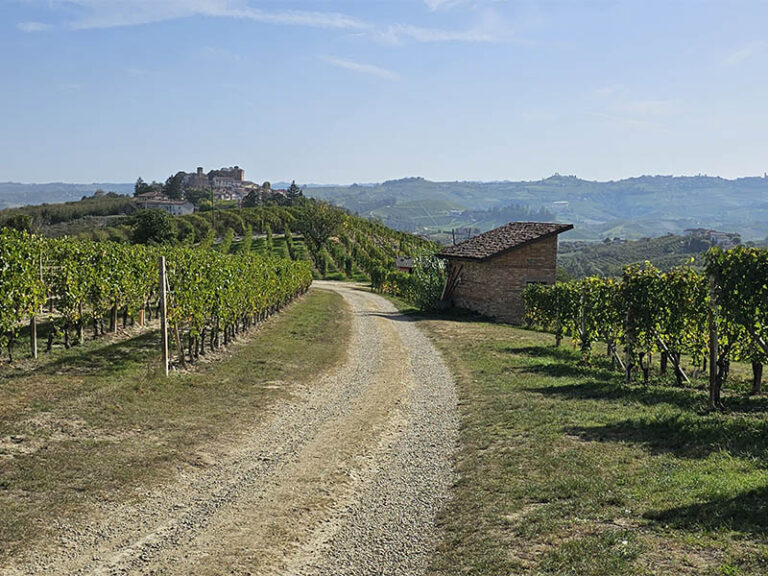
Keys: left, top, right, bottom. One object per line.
{"left": 210, "top": 184, "right": 215, "bottom": 234}
{"left": 159, "top": 256, "right": 169, "bottom": 376}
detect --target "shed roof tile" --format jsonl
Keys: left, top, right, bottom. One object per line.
{"left": 437, "top": 221, "right": 573, "bottom": 261}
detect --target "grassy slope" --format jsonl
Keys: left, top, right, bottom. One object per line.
{"left": 0, "top": 289, "right": 351, "bottom": 562}
{"left": 416, "top": 315, "right": 768, "bottom": 576}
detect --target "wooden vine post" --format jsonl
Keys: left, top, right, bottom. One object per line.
{"left": 624, "top": 308, "right": 633, "bottom": 385}
{"left": 30, "top": 317, "right": 37, "bottom": 359}
{"left": 708, "top": 276, "right": 719, "bottom": 409}
{"left": 30, "top": 252, "right": 44, "bottom": 359}
{"left": 159, "top": 256, "right": 169, "bottom": 376}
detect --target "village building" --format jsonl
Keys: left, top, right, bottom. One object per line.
{"left": 437, "top": 221, "right": 573, "bottom": 324}
{"left": 684, "top": 228, "right": 741, "bottom": 249}
{"left": 136, "top": 194, "right": 194, "bottom": 215}
{"left": 184, "top": 167, "right": 210, "bottom": 189}
{"left": 181, "top": 166, "right": 249, "bottom": 199}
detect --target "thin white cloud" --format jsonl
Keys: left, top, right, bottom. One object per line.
{"left": 59, "top": 0, "right": 368, "bottom": 31}
{"left": 383, "top": 6, "right": 515, "bottom": 44}
{"left": 587, "top": 111, "right": 655, "bottom": 130}
{"left": 383, "top": 23, "right": 498, "bottom": 44}
{"left": 592, "top": 85, "right": 624, "bottom": 98}
{"left": 424, "top": 0, "right": 469, "bottom": 10}
{"left": 26, "top": 1, "right": 509, "bottom": 45}
{"left": 321, "top": 57, "right": 400, "bottom": 81}
{"left": 424, "top": 0, "right": 507, "bottom": 12}
{"left": 723, "top": 42, "right": 764, "bottom": 66}
{"left": 17, "top": 21, "right": 52, "bottom": 32}
{"left": 615, "top": 99, "right": 675, "bottom": 116}
{"left": 588, "top": 86, "right": 675, "bottom": 128}
{"left": 201, "top": 45, "right": 242, "bottom": 62}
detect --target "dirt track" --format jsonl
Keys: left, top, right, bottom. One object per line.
{"left": 6, "top": 282, "right": 458, "bottom": 576}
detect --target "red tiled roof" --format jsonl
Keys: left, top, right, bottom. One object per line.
{"left": 437, "top": 221, "right": 573, "bottom": 261}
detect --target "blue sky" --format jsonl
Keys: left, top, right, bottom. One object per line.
{"left": 2, "top": 0, "right": 768, "bottom": 184}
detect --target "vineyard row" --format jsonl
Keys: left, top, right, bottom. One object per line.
{"left": 0, "top": 230, "right": 312, "bottom": 369}
{"left": 523, "top": 246, "right": 768, "bottom": 410}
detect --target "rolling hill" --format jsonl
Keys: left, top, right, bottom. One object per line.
{"left": 307, "top": 174, "right": 768, "bottom": 242}
{"left": 5, "top": 173, "right": 768, "bottom": 243}
{"left": 557, "top": 233, "right": 728, "bottom": 278}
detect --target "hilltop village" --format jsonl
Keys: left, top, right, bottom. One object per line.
{"left": 134, "top": 166, "right": 300, "bottom": 215}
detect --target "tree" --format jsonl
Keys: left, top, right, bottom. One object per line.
{"left": 287, "top": 180, "right": 303, "bottom": 204}
{"left": 175, "top": 218, "right": 196, "bottom": 244}
{"left": 164, "top": 172, "right": 185, "bottom": 200}
{"left": 134, "top": 177, "right": 151, "bottom": 197}
{"left": 409, "top": 252, "right": 447, "bottom": 311}
{"left": 184, "top": 188, "right": 210, "bottom": 207}
{"left": 132, "top": 210, "right": 175, "bottom": 245}
{"left": 219, "top": 227, "right": 234, "bottom": 255}
{"left": 243, "top": 188, "right": 260, "bottom": 208}
{"left": 240, "top": 224, "right": 253, "bottom": 254}
{"left": 265, "top": 224, "right": 273, "bottom": 254}
{"left": 294, "top": 201, "right": 344, "bottom": 252}
{"left": 1, "top": 213, "right": 34, "bottom": 233}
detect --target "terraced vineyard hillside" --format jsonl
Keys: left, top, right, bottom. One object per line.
{"left": 2, "top": 199, "right": 434, "bottom": 283}
{"left": 232, "top": 222, "right": 420, "bottom": 282}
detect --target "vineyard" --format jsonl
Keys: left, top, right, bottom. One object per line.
{"left": 0, "top": 229, "right": 312, "bottom": 369}
{"left": 235, "top": 220, "right": 428, "bottom": 282}
{"left": 523, "top": 246, "right": 768, "bottom": 410}
{"left": 35, "top": 202, "right": 436, "bottom": 282}
{"left": 185, "top": 206, "right": 434, "bottom": 283}
{"left": 0, "top": 199, "right": 437, "bottom": 369}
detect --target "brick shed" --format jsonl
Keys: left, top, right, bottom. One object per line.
{"left": 437, "top": 222, "right": 573, "bottom": 324}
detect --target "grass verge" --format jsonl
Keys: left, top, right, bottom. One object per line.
{"left": 415, "top": 315, "right": 768, "bottom": 576}
{"left": 0, "top": 288, "right": 350, "bottom": 563}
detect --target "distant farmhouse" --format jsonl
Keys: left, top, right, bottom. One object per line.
{"left": 438, "top": 222, "right": 573, "bottom": 324}
{"left": 684, "top": 228, "right": 741, "bottom": 250}
{"left": 136, "top": 190, "right": 194, "bottom": 215}
{"left": 395, "top": 257, "right": 414, "bottom": 272}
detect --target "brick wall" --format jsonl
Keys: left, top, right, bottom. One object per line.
{"left": 448, "top": 235, "right": 558, "bottom": 324}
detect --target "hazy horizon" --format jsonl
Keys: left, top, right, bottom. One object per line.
{"left": 4, "top": 171, "right": 768, "bottom": 189}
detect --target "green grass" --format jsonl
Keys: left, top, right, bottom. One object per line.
{"left": 0, "top": 288, "right": 351, "bottom": 562}
{"left": 416, "top": 316, "right": 768, "bottom": 575}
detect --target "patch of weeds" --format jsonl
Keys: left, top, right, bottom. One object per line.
{"left": 537, "top": 531, "right": 642, "bottom": 576}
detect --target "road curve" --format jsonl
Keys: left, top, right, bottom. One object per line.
{"left": 7, "top": 281, "right": 458, "bottom": 576}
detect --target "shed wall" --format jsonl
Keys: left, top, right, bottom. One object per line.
{"left": 448, "top": 235, "right": 557, "bottom": 323}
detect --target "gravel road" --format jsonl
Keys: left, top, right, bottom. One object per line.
{"left": 6, "top": 282, "right": 458, "bottom": 576}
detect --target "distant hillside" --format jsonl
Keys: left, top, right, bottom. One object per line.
{"left": 306, "top": 174, "right": 768, "bottom": 242}
{"left": 0, "top": 192, "right": 135, "bottom": 228}
{"left": 7, "top": 174, "right": 768, "bottom": 243}
{"left": 557, "top": 234, "right": 719, "bottom": 278}
{"left": 0, "top": 182, "right": 134, "bottom": 210}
